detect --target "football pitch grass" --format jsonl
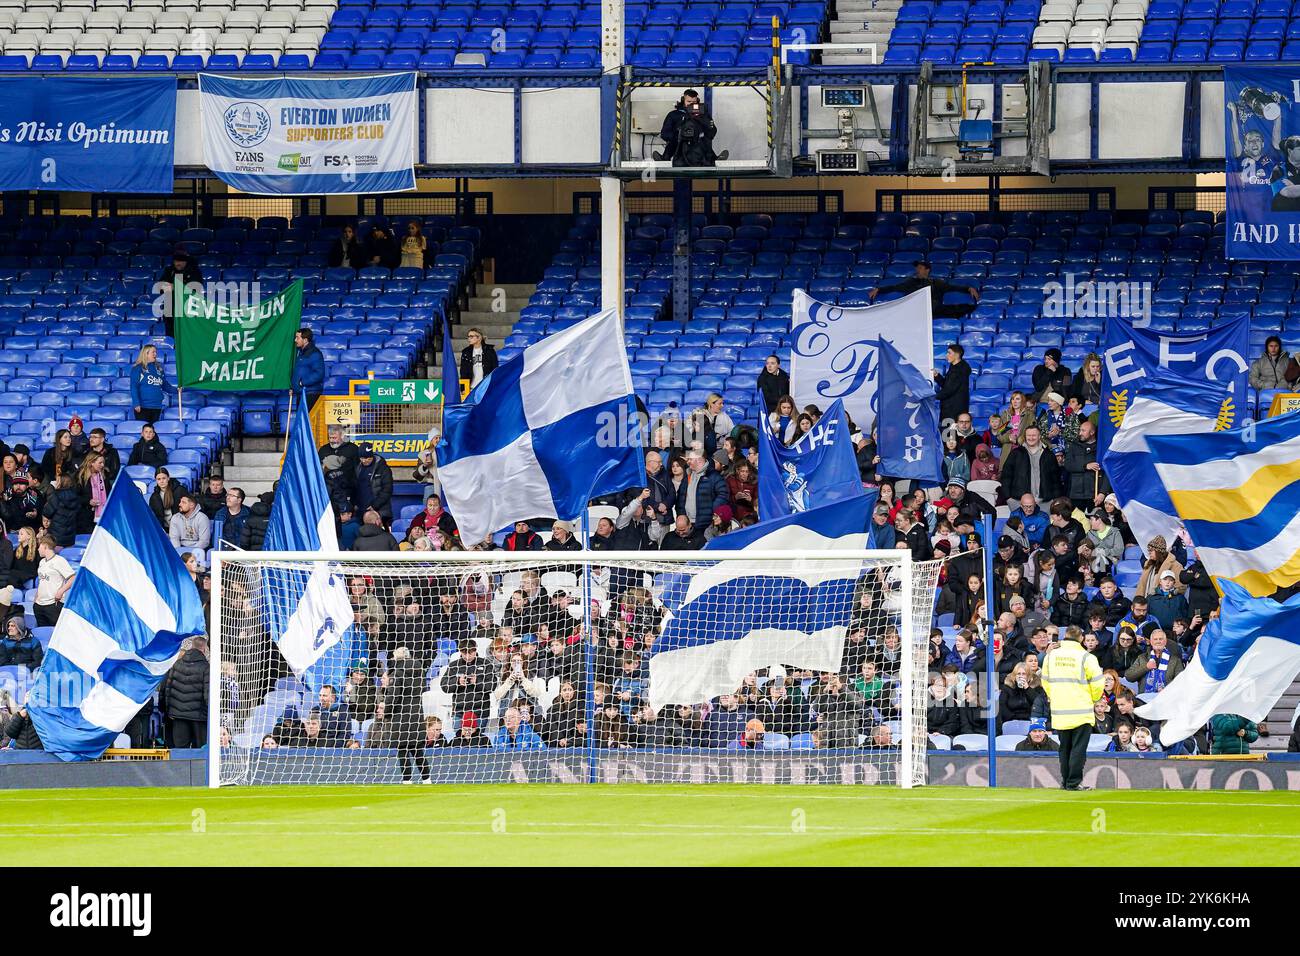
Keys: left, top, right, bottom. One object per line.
{"left": 3, "top": 784, "right": 1299, "bottom": 866}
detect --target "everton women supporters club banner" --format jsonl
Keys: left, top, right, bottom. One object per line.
{"left": 1223, "top": 66, "right": 1300, "bottom": 259}
{"left": 0, "top": 77, "right": 175, "bottom": 192}
{"left": 199, "top": 73, "right": 416, "bottom": 196}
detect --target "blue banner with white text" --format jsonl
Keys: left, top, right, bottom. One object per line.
{"left": 757, "top": 398, "right": 865, "bottom": 519}
{"left": 1100, "top": 313, "right": 1249, "bottom": 452}
{"left": 0, "top": 77, "right": 175, "bottom": 193}
{"left": 1224, "top": 66, "right": 1300, "bottom": 260}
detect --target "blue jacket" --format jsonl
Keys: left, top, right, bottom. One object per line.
{"left": 293, "top": 345, "right": 325, "bottom": 395}
{"left": 130, "top": 362, "right": 172, "bottom": 410}
{"left": 943, "top": 639, "right": 987, "bottom": 674}
{"left": 217, "top": 506, "right": 250, "bottom": 547}
{"left": 1009, "top": 506, "right": 1050, "bottom": 545}
{"left": 492, "top": 723, "right": 546, "bottom": 751}
{"left": 676, "top": 466, "right": 730, "bottom": 531}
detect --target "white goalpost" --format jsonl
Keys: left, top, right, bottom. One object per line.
{"left": 209, "top": 550, "right": 944, "bottom": 788}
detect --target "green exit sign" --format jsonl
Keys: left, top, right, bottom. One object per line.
{"left": 369, "top": 379, "right": 443, "bottom": 404}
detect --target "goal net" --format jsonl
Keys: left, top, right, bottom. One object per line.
{"left": 211, "top": 551, "right": 944, "bottom": 788}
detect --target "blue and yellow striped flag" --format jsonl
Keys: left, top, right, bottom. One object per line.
{"left": 1146, "top": 410, "right": 1300, "bottom": 597}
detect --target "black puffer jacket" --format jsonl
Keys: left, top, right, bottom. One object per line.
{"left": 4, "top": 711, "right": 42, "bottom": 750}
{"left": 352, "top": 524, "right": 399, "bottom": 552}
{"left": 42, "top": 487, "right": 82, "bottom": 547}
{"left": 240, "top": 494, "right": 274, "bottom": 551}
{"left": 160, "top": 647, "right": 209, "bottom": 721}
{"left": 0, "top": 623, "right": 44, "bottom": 669}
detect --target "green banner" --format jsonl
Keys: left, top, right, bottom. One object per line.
{"left": 175, "top": 279, "right": 301, "bottom": 391}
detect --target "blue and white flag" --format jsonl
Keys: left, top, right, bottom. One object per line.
{"left": 198, "top": 73, "right": 417, "bottom": 195}
{"left": 648, "top": 496, "right": 877, "bottom": 710}
{"left": 875, "top": 337, "right": 944, "bottom": 482}
{"left": 790, "top": 287, "right": 933, "bottom": 429}
{"left": 1136, "top": 579, "right": 1300, "bottom": 745}
{"left": 265, "top": 391, "right": 355, "bottom": 690}
{"left": 1102, "top": 369, "right": 1231, "bottom": 551}
{"left": 1146, "top": 409, "right": 1300, "bottom": 598}
{"left": 1101, "top": 313, "right": 1248, "bottom": 452}
{"left": 757, "top": 397, "right": 864, "bottom": 519}
{"left": 26, "top": 477, "right": 206, "bottom": 761}
{"left": 437, "top": 308, "right": 645, "bottom": 544}
{"left": 443, "top": 312, "right": 461, "bottom": 407}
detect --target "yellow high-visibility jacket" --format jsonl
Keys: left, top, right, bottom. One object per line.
{"left": 1040, "top": 640, "right": 1105, "bottom": 730}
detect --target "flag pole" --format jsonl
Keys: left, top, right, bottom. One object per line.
{"left": 981, "top": 513, "right": 998, "bottom": 788}
{"left": 582, "top": 510, "right": 597, "bottom": 784}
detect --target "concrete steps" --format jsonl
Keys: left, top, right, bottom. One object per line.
{"left": 223, "top": 440, "right": 284, "bottom": 500}
{"left": 432, "top": 282, "right": 535, "bottom": 372}
{"left": 826, "top": 0, "right": 898, "bottom": 63}
{"left": 1257, "top": 680, "right": 1300, "bottom": 752}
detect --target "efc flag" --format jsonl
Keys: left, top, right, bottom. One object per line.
{"left": 437, "top": 308, "right": 645, "bottom": 544}
{"left": 1100, "top": 312, "right": 1248, "bottom": 453}
{"left": 757, "top": 398, "right": 864, "bottom": 518}
{"left": 649, "top": 496, "right": 876, "bottom": 712}
{"left": 199, "top": 72, "right": 417, "bottom": 196}
{"left": 875, "top": 337, "right": 944, "bottom": 483}
{"left": 1146, "top": 409, "right": 1300, "bottom": 598}
{"left": 1137, "top": 580, "right": 1300, "bottom": 745}
{"left": 1102, "top": 369, "right": 1231, "bottom": 552}
{"left": 790, "top": 287, "right": 934, "bottom": 430}
{"left": 176, "top": 280, "right": 301, "bottom": 391}
{"left": 0, "top": 77, "right": 175, "bottom": 193}
{"left": 26, "top": 477, "right": 206, "bottom": 761}
{"left": 264, "top": 391, "right": 356, "bottom": 692}
{"left": 1224, "top": 67, "right": 1300, "bottom": 260}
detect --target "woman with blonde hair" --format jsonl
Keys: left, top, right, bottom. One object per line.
{"left": 76, "top": 452, "right": 113, "bottom": 528}
{"left": 998, "top": 660, "right": 1045, "bottom": 730}
{"left": 130, "top": 343, "right": 172, "bottom": 424}
{"left": 1001, "top": 390, "right": 1031, "bottom": 439}
{"left": 7, "top": 526, "right": 39, "bottom": 588}
{"left": 400, "top": 219, "right": 427, "bottom": 270}
{"left": 1070, "top": 352, "right": 1103, "bottom": 407}
{"left": 459, "top": 327, "right": 498, "bottom": 391}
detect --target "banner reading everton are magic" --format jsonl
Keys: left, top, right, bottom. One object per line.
{"left": 0, "top": 77, "right": 175, "bottom": 192}
{"left": 1223, "top": 67, "right": 1300, "bottom": 259}
{"left": 199, "top": 73, "right": 416, "bottom": 196}
{"left": 1100, "top": 313, "right": 1248, "bottom": 452}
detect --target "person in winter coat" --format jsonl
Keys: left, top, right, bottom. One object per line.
{"left": 75, "top": 452, "right": 114, "bottom": 531}
{"left": 1179, "top": 560, "right": 1220, "bottom": 620}
{"left": 1063, "top": 420, "right": 1108, "bottom": 510}
{"left": 318, "top": 426, "right": 362, "bottom": 512}
{"left": 41, "top": 475, "right": 82, "bottom": 548}
{"left": 676, "top": 451, "right": 729, "bottom": 533}
{"left": 1136, "top": 534, "right": 1185, "bottom": 598}
{"left": 930, "top": 342, "right": 972, "bottom": 422}
{"left": 726, "top": 460, "right": 758, "bottom": 523}
{"left": 1124, "top": 629, "right": 1184, "bottom": 692}
{"left": 386, "top": 647, "right": 432, "bottom": 780}
{"left": 1031, "top": 348, "right": 1072, "bottom": 401}
{"left": 3, "top": 706, "right": 42, "bottom": 750}
{"left": 353, "top": 444, "right": 393, "bottom": 523}
{"left": 1051, "top": 578, "right": 1091, "bottom": 630}
{"left": 660, "top": 514, "right": 705, "bottom": 551}
{"left": 970, "top": 443, "right": 999, "bottom": 483}
{"left": 128, "top": 424, "right": 169, "bottom": 468}
{"left": 1085, "top": 510, "right": 1125, "bottom": 572}
{"left": 654, "top": 90, "right": 724, "bottom": 166}
{"left": 362, "top": 224, "right": 401, "bottom": 270}
{"left": 686, "top": 393, "right": 735, "bottom": 458}
{"left": 1014, "top": 719, "right": 1060, "bottom": 752}
{"left": 160, "top": 638, "right": 209, "bottom": 748}
{"left": 39, "top": 429, "right": 77, "bottom": 486}
{"left": 459, "top": 327, "right": 499, "bottom": 392}
{"left": 999, "top": 424, "right": 1061, "bottom": 503}
{"left": 130, "top": 344, "right": 174, "bottom": 424}
{"left": 239, "top": 492, "right": 274, "bottom": 550}
{"left": 1210, "top": 713, "right": 1260, "bottom": 755}
{"left": 1147, "top": 570, "right": 1190, "bottom": 631}
{"left": 503, "top": 521, "right": 542, "bottom": 551}
{"left": 998, "top": 662, "right": 1045, "bottom": 731}
{"left": 409, "top": 495, "right": 458, "bottom": 539}
{"left": 85, "top": 428, "right": 121, "bottom": 485}
{"left": 757, "top": 355, "right": 791, "bottom": 415}
{"left": 0, "top": 616, "right": 43, "bottom": 669}
{"left": 326, "top": 224, "right": 362, "bottom": 270}
{"left": 292, "top": 328, "right": 326, "bottom": 410}
{"left": 943, "top": 630, "right": 986, "bottom": 674}
{"left": 352, "top": 509, "right": 399, "bottom": 551}
{"left": 927, "top": 680, "right": 961, "bottom": 739}
{"left": 869, "top": 264, "right": 980, "bottom": 321}
{"left": 148, "top": 468, "right": 187, "bottom": 531}
{"left": 440, "top": 639, "right": 495, "bottom": 722}
{"left": 1250, "top": 336, "right": 1291, "bottom": 390}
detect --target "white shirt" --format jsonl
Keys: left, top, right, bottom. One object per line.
{"left": 36, "top": 555, "right": 74, "bottom": 606}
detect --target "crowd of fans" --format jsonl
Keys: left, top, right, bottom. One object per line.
{"left": 3, "top": 243, "right": 1300, "bottom": 763}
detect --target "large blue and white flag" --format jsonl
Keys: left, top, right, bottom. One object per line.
{"left": 648, "top": 495, "right": 877, "bottom": 710}
{"left": 757, "top": 398, "right": 864, "bottom": 519}
{"left": 1146, "top": 409, "right": 1300, "bottom": 598}
{"left": 437, "top": 308, "right": 645, "bottom": 543}
{"left": 875, "top": 337, "right": 944, "bottom": 483}
{"left": 265, "top": 391, "right": 355, "bottom": 690}
{"left": 26, "top": 477, "right": 206, "bottom": 761}
{"left": 1102, "top": 369, "right": 1231, "bottom": 550}
{"left": 790, "top": 287, "right": 933, "bottom": 429}
{"left": 1101, "top": 313, "right": 1248, "bottom": 452}
{"left": 1136, "top": 579, "right": 1300, "bottom": 745}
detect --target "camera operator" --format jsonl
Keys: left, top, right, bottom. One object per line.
{"left": 654, "top": 89, "right": 729, "bottom": 167}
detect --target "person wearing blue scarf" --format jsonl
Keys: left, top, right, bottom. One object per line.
{"left": 1125, "top": 629, "right": 1183, "bottom": 693}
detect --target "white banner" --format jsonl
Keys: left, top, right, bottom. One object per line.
{"left": 789, "top": 288, "right": 934, "bottom": 430}
{"left": 199, "top": 72, "right": 416, "bottom": 196}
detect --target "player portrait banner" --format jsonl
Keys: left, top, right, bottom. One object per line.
{"left": 1100, "top": 313, "right": 1249, "bottom": 453}
{"left": 176, "top": 279, "right": 301, "bottom": 391}
{"left": 790, "top": 288, "right": 934, "bottom": 429}
{"left": 199, "top": 72, "right": 416, "bottom": 196}
{"left": 1224, "top": 66, "right": 1300, "bottom": 260}
{"left": 0, "top": 76, "right": 175, "bottom": 193}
